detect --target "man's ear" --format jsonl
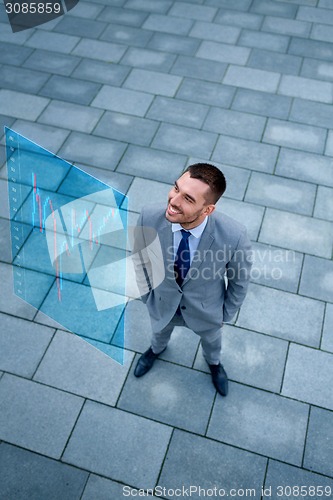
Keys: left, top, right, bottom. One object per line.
{"left": 204, "top": 204, "right": 216, "bottom": 216}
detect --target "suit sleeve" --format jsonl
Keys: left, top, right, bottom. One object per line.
{"left": 131, "top": 209, "right": 153, "bottom": 303}
{"left": 223, "top": 228, "right": 252, "bottom": 323}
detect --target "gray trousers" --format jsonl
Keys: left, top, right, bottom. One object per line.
{"left": 151, "top": 313, "right": 222, "bottom": 365}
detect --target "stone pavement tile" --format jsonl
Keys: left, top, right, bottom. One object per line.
{"left": 97, "top": 6, "right": 148, "bottom": 26}
{"left": 34, "top": 310, "right": 70, "bottom": 331}
{"left": 0, "top": 374, "right": 83, "bottom": 459}
{"left": 100, "top": 23, "right": 153, "bottom": 47}
{"left": 0, "top": 65, "right": 50, "bottom": 95}
{"left": 117, "top": 145, "right": 186, "bottom": 183}
{"left": 290, "top": 99, "right": 333, "bottom": 129}
{"left": 59, "top": 131, "right": 127, "bottom": 170}
{"left": 237, "top": 283, "right": 324, "bottom": 347}
{"left": 124, "top": 68, "right": 182, "bottom": 97}
{"left": 259, "top": 208, "right": 333, "bottom": 258}
{"left": 34, "top": 330, "right": 134, "bottom": 406}
{"left": 319, "top": 0, "right": 333, "bottom": 7}
{"left": 0, "top": 22, "right": 33, "bottom": 45}
{"left": 276, "top": 148, "right": 333, "bottom": 188}
{"left": 262, "top": 16, "right": 311, "bottom": 37}
{"left": 223, "top": 65, "right": 280, "bottom": 93}
{"left": 0, "top": 114, "right": 15, "bottom": 139}
{"left": 212, "top": 136, "right": 278, "bottom": 173}
{"left": 0, "top": 313, "right": 54, "bottom": 378}
{"left": 121, "top": 47, "right": 177, "bottom": 71}
{"left": 0, "top": 42, "right": 32, "bottom": 66}
{"left": 118, "top": 358, "right": 215, "bottom": 433}
{"left": 239, "top": 30, "right": 290, "bottom": 53}
{"left": 325, "top": 130, "right": 333, "bottom": 156}
{"left": 77, "top": 165, "right": 133, "bottom": 195}
{"left": 311, "top": 23, "right": 333, "bottom": 44}
{"left": 0, "top": 178, "right": 11, "bottom": 219}
{"left": 189, "top": 21, "right": 241, "bottom": 44}
{"left": 251, "top": 0, "right": 298, "bottom": 17}
{"left": 301, "top": 58, "right": 333, "bottom": 82}
{"left": 297, "top": 5, "right": 333, "bottom": 25}
{"left": 10, "top": 120, "right": 70, "bottom": 155}
{"left": 142, "top": 13, "right": 193, "bottom": 36}
{"left": 208, "top": 383, "right": 308, "bottom": 465}
{"left": 170, "top": 2, "right": 217, "bottom": 21}
{"left": 25, "top": 31, "right": 80, "bottom": 54}
{"left": 194, "top": 324, "right": 288, "bottom": 392}
{"left": 63, "top": 400, "right": 172, "bottom": 488}
{"left": 38, "top": 100, "right": 103, "bottom": 134}
{"left": 197, "top": 41, "right": 250, "bottom": 65}
{"left": 249, "top": 242, "right": 303, "bottom": 293}
{"left": 152, "top": 123, "right": 217, "bottom": 157}
{"left": 125, "top": 0, "right": 172, "bottom": 14}
{"left": 23, "top": 49, "right": 81, "bottom": 77}
{"left": 203, "top": 108, "right": 266, "bottom": 141}
{"left": 0, "top": 90, "right": 49, "bottom": 121}
{"left": 148, "top": 32, "right": 200, "bottom": 55}
{"left": 39, "top": 75, "right": 101, "bottom": 106}
{"left": 0, "top": 262, "right": 54, "bottom": 320}
{"left": 216, "top": 198, "right": 264, "bottom": 240}
{"left": 289, "top": 37, "right": 333, "bottom": 61}
{"left": 171, "top": 55, "right": 227, "bottom": 82}
{"left": 215, "top": 9, "right": 263, "bottom": 29}
{"left": 247, "top": 48, "right": 302, "bottom": 76}
{"left": 265, "top": 460, "right": 333, "bottom": 497}
{"left": 93, "top": 111, "right": 158, "bottom": 147}
{"left": 54, "top": 16, "right": 106, "bottom": 39}
{"left": 282, "top": 344, "right": 333, "bottom": 410}
{"left": 206, "top": 0, "right": 252, "bottom": 10}
{"left": 278, "top": 75, "right": 333, "bottom": 103}
{"left": 0, "top": 444, "right": 88, "bottom": 500}
{"left": 72, "top": 39, "right": 126, "bottom": 63}
{"left": 245, "top": 171, "right": 316, "bottom": 215}
{"left": 148, "top": 96, "right": 208, "bottom": 128}
{"left": 232, "top": 88, "right": 292, "bottom": 119}
{"left": 314, "top": 186, "right": 333, "bottom": 221}
{"left": 305, "top": 415, "right": 333, "bottom": 479}
{"left": 0, "top": 217, "right": 14, "bottom": 263}
{"left": 126, "top": 178, "right": 170, "bottom": 213}
{"left": 72, "top": 59, "right": 130, "bottom": 86}
{"left": 67, "top": 0, "right": 104, "bottom": 18}
{"left": 299, "top": 255, "right": 333, "bottom": 303}
{"left": 322, "top": 303, "right": 333, "bottom": 352}
{"left": 263, "top": 119, "right": 326, "bottom": 154}
{"left": 160, "top": 430, "right": 266, "bottom": 499}
{"left": 82, "top": 475, "right": 155, "bottom": 499}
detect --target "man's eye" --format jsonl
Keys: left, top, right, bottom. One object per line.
{"left": 185, "top": 196, "right": 192, "bottom": 202}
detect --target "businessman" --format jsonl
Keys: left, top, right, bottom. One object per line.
{"left": 132, "top": 163, "right": 252, "bottom": 396}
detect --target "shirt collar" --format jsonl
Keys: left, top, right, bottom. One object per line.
{"left": 171, "top": 216, "right": 208, "bottom": 238}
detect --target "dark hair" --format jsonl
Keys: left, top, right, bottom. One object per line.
{"left": 184, "top": 163, "right": 226, "bottom": 203}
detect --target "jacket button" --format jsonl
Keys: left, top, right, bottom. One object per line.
{"left": 181, "top": 306, "right": 186, "bottom": 310}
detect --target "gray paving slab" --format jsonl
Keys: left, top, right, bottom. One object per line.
{"left": 289, "top": 37, "right": 333, "bottom": 61}
{"left": 126, "top": 0, "right": 172, "bottom": 14}
{"left": 39, "top": 75, "right": 101, "bottom": 106}
{"left": 159, "top": 429, "right": 266, "bottom": 500}
{"left": 0, "top": 313, "right": 54, "bottom": 377}
{"left": 297, "top": 5, "right": 333, "bottom": 25}
{"left": 72, "top": 39, "right": 127, "bottom": 63}
{"left": 206, "top": 0, "right": 252, "bottom": 10}
{"left": 25, "top": 31, "right": 80, "bottom": 54}
{"left": 0, "top": 65, "right": 50, "bottom": 95}
{"left": 0, "top": 217, "right": 13, "bottom": 263}
{"left": 63, "top": 400, "right": 172, "bottom": 488}
{"left": 148, "top": 97, "right": 208, "bottom": 128}
{"left": 0, "top": 22, "right": 34, "bottom": 45}
{"left": 276, "top": 148, "right": 333, "bottom": 188}
{"left": 0, "top": 374, "right": 83, "bottom": 459}
{"left": 34, "top": 330, "right": 134, "bottom": 405}
{"left": 237, "top": 283, "right": 325, "bottom": 347}
{"left": 72, "top": 59, "right": 129, "bottom": 86}
{"left": 290, "top": 98, "right": 333, "bottom": 130}
{"left": 212, "top": 136, "right": 278, "bottom": 173}
{"left": 97, "top": 6, "right": 148, "bottom": 27}
{"left": 0, "top": 89, "right": 49, "bottom": 121}
{"left": 23, "top": 50, "right": 80, "bottom": 79}
{"left": 0, "top": 443, "right": 88, "bottom": 500}
{"left": 59, "top": 131, "right": 127, "bottom": 170}
{"left": 319, "top": 0, "right": 333, "bottom": 7}
{"left": 325, "top": 130, "right": 333, "bottom": 157}
{"left": 311, "top": 23, "right": 333, "bottom": 44}
{"left": 176, "top": 79, "right": 235, "bottom": 108}
{"left": 126, "top": 178, "right": 170, "bottom": 213}
{"left": 67, "top": 0, "right": 104, "bottom": 19}
{"left": 299, "top": 255, "right": 333, "bottom": 303}
{"left": 170, "top": 2, "right": 217, "bottom": 21}
{"left": 0, "top": 114, "right": 15, "bottom": 139}
{"left": 247, "top": 48, "right": 302, "bottom": 76}
{"left": 82, "top": 475, "right": 155, "bottom": 499}
{"left": 208, "top": 383, "right": 308, "bottom": 465}
{"left": 278, "top": 75, "right": 333, "bottom": 103}
{"left": 249, "top": 242, "right": 303, "bottom": 293}
{"left": 282, "top": 344, "right": 333, "bottom": 410}
{"left": 0, "top": 42, "right": 33, "bottom": 66}
{"left": 92, "top": 85, "right": 153, "bottom": 116}
{"left": 117, "top": 144, "right": 186, "bottom": 182}
{"left": 238, "top": 29, "right": 290, "bottom": 53}
{"left": 38, "top": 100, "right": 103, "bottom": 134}
{"left": 171, "top": 55, "right": 227, "bottom": 82}
{"left": 262, "top": 16, "right": 311, "bottom": 37}
{"left": 216, "top": 197, "right": 264, "bottom": 241}
{"left": 194, "top": 324, "right": 288, "bottom": 392}
{"left": 189, "top": 21, "right": 241, "bottom": 44}
{"left": 322, "top": 303, "right": 333, "bottom": 353}
{"left": 54, "top": 16, "right": 106, "bottom": 39}
{"left": 148, "top": 32, "right": 200, "bottom": 55}
{"left": 245, "top": 172, "right": 316, "bottom": 216}
{"left": 304, "top": 408, "right": 333, "bottom": 478}
{"left": 203, "top": 108, "right": 266, "bottom": 141}
{"left": 142, "top": 13, "right": 193, "bottom": 36}
{"left": 215, "top": 9, "right": 263, "bottom": 29}
{"left": 233, "top": 88, "right": 291, "bottom": 120}
{"left": 265, "top": 460, "right": 333, "bottom": 498}
{"left": 197, "top": 41, "right": 251, "bottom": 65}
{"left": 259, "top": 208, "right": 333, "bottom": 258}
{"left": 301, "top": 58, "right": 333, "bottom": 82}
{"left": 77, "top": 164, "right": 133, "bottom": 195}
{"left": 121, "top": 47, "right": 176, "bottom": 71}
{"left": 101, "top": 23, "right": 153, "bottom": 47}
{"left": 223, "top": 65, "right": 280, "bottom": 93}
{"left": 251, "top": 0, "right": 298, "bottom": 17}
{"left": 152, "top": 123, "right": 217, "bottom": 157}
{"left": 124, "top": 68, "right": 182, "bottom": 97}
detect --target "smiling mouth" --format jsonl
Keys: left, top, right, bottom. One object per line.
{"left": 168, "top": 204, "right": 182, "bottom": 215}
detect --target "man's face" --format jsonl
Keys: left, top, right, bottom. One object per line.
{"left": 165, "top": 172, "right": 215, "bottom": 229}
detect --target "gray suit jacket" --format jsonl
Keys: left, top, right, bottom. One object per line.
{"left": 132, "top": 203, "right": 252, "bottom": 333}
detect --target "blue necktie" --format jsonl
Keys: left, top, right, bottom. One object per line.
{"left": 174, "top": 229, "right": 191, "bottom": 286}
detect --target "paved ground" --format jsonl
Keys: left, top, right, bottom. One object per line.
{"left": 0, "top": 0, "right": 333, "bottom": 498}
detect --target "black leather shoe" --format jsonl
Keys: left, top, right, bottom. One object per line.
{"left": 134, "top": 347, "right": 166, "bottom": 377}
{"left": 209, "top": 363, "right": 228, "bottom": 396}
